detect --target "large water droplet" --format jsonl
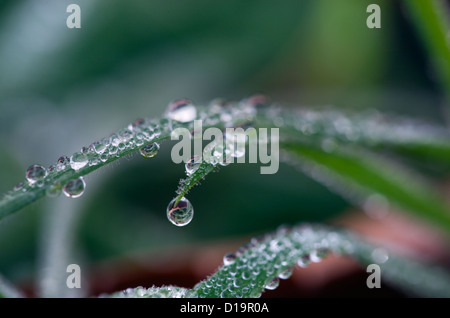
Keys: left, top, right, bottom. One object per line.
{"left": 70, "top": 152, "right": 88, "bottom": 171}
{"left": 63, "top": 177, "right": 86, "bottom": 198}
{"left": 26, "top": 164, "right": 48, "bottom": 184}
{"left": 166, "top": 99, "right": 197, "bottom": 122}
{"left": 264, "top": 277, "right": 280, "bottom": 290}
{"left": 223, "top": 252, "right": 237, "bottom": 266}
{"left": 139, "top": 142, "right": 160, "bottom": 158}
{"left": 185, "top": 155, "right": 202, "bottom": 175}
{"left": 166, "top": 196, "right": 194, "bottom": 226}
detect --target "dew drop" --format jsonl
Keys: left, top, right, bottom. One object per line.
{"left": 371, "top": 247, "right": 389, "bottom": 264}
{"left": 70, "top": 152, "right": 88, "bottom": 171}
{"left": 14, "top": 182, "right": 25, "bottom": 191}
{"left": 223, "top": 252, "right": 237, "bottom": 266}
{"left": 26, "top": 164, "right": 48, "bottom": 184}
{"left": 56, "top": 156, "right": 69, "bottom": 171}
{"left": 109, "top": 146, "right": 118, "bottom": 155}
{"left": 242, "top": 94, "right": 270, "bottom": 110}
{"left": 92, "top": 140, "right": 108, "bottom": 155}
{"left": 185, "top": 155, "right": 202, "bottom": 175}
{"left": 166, "top": 99, "right": 197, "bottom": 122}
{"left": 119, "top": 128, "right": 133, "bottom": 142}
{"left": 62, "top": 177, "right": 86, "bottom": 198}
{"left": 264, "top": 277, "right": 280, "bottom": 290}
{"left": 297, "top": 254, "right": 310, "bottom": 268}
{"left": 100, "top": 153, "right": 109, "bottom": 162}
{"left": 139, "top": 142, "right": 160, "bottom": 158}
{"left": 310, "top": 248, "right": 329, "bottom": 263}
{"left": 110, "top": 133, "right": 121, "bottom": 147}
{"left": 166, "top": 196, "right": 194, "bottom": 226}
{"left": 225, "top": 131, "right": 246, "bottom": 158}
{"left": 279, "top": 267, "right": 293, "bottom": 280}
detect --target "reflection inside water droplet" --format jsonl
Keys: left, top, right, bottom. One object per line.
{"left": 278, "top": 267, "right": 293, "bottom": 280}
{"left": 70, "top": 152, "right": 88, "bottom": 171}
{"left": 223, "top": 252, "right": 237, "bottom": 266}
{"left": 264, "top": 277, "right": 280, "bottom": 290}
{"left": 185, "top": 155, "right": 202, "bottom": 175}
{"left": 63, "top": 177, "right": 86, "bottom": 198}
{"left": 139, "top": 142, "right": 160, "bottom": 158}
{"left": 166, "top": 196, "right": 194, "bottom": 226}
{"left": 26, "top": 164, "right": 48, "bottom": 185}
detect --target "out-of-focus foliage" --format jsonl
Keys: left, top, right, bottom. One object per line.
{"left": 0, "top": 0, "right": 448, "bottom": 297}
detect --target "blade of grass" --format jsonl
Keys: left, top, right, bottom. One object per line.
{"left": 281, "top": 141, "right": 450, "bottom": 233}
{"left": 103, "top": 223, "right": 450, "bottom": 298}
{"left": 402, "top": 0, "right": 450, "bottom": 103}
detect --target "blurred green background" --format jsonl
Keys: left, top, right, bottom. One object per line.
{"left": 0, "top": 0, "right": 447, "bottom": 296}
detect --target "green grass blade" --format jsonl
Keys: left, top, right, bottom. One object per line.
{"left": 402, "top": 0, "right": 450, "bottom": 102}
{"left": 256, "top": 107, "right": 450, "bottom": 164}
{"left": 281, "top": 141, "right": 450, "bottom": 233}
{"left": 103, "top": 224, "right": 450, "bottom": 298}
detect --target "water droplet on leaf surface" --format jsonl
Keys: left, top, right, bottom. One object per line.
{"left": 279, "top": 267, "right": 293, "bottom": 280}
{"left": 26, "top": 165, "right": 48, "bottom": 184}
{"left": 139, "top": 142, "right": 160, "bottom": 158}
{"left": 223, "top": 253, "right": 237, "bottom": 266}
{"left": 166, "top": 99, "right": 197, "bottom": 122}
{"left": 264, "top": 277, "right": 280, "bottom": 290}
{"left": 185, "top": 155, "right": 202, "bottom": 175}
{"left": 70, "top": 152, "right": 88, "bottom": 171}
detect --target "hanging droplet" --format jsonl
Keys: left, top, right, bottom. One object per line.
{"left": 166, "top": 99, "right": 197, "bottom": 122}
{"left": 70, "top": 152, "right": 88, "bottom": 171}
{"left": 310, "top": 248, "right": 329, "bottom": 263}
{"left": 26, "top": 164, "right": 48, "bottom": 185}
{"left": 278, "top": 267, "right": 293, "bottom": 280}
{"left": 166, "top": 196, "right": 194, "bottom": 226}
{"left": 63, "top": 177, "right": 86, "bottom": 198}
{"left": 264, "top": 277, "right": 280, "bottom": 290}
{"left": 185, "top": 155, "right": 202, "bottom": 175}
{"left": 139, "top": 142, "right": 160, "bottom": 158}
{"left": 223, "top": 253, "right": 237, "bottom": 266}
{"left": 297, "top": 254, "right": 310, "bottom": 268}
